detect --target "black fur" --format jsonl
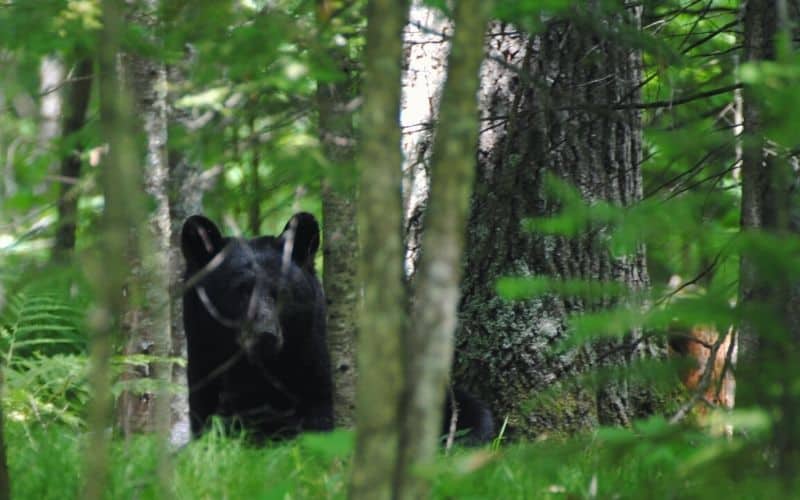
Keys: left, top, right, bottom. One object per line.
{"left": 181, "top": 213, "right": 332, "bottom": 441}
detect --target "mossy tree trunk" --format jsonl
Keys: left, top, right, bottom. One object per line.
{"left": 455, "top": 3, "right": 656, "bottom": 439}
{"left": 349, "top": 0, "right": 408, "bottom": 498}
{"left": 395, "top": 0, "right": 490, "bottom": 498}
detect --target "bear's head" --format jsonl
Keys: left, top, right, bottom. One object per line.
{"left": 181, "top": 213, "right": 320, "bottom": 358}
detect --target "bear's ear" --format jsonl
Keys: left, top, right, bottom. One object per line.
{"left": 280, "top": 212, "right": 320, "bottom": 270}
{"left": 181, "top": 215, "right": 224, "bottom": 267}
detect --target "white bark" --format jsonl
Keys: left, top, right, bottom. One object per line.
{"left": 39, "top": 56, "right": 64, "bottom": 148}
{"left": 401, "top": 2, "right": 452, "bottom": 277}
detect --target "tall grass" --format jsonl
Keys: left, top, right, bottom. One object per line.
{"left": 4, "top": 413, "right": 792, "bottom": 500}
{"left": 6, "top": 423, "right": 352, "bottom": 499}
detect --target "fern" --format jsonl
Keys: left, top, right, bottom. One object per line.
{"left": 4, "top": 354, "right": 89, "bottom": 429}
{"left": 0, "top": 289, "right": 86, "bottom": 363}
{"left": 0, "top": 272, "right": 91, "bottom": 429}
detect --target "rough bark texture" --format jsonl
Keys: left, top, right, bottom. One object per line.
{"left": 454, "top": 4, "right": 656, "bottom": 439}
{"left": 349, "top": 0, "right": 408, "bottom": 498}
{"left": 321, "top": 185, "right": 358, "bottom": 428}
{"left": 739, "top": 0, "right": 778, "bottom": 363}
{"left": 115, "top": 3, "right": 173, "bottom": 439}
{"left": 318, "top": 53, "right": 359, "bottom": 428}
{"left": 400, "top": 2, "right": 452, "bottom": 277}
{"left": 53, "top": 57, "right": 93, "bottom": 261}
{"left": 395, "top": 1, "right": 489, "bottom": 497}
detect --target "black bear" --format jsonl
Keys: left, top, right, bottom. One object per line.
{"left": 182, "top": 212, "right": 493, "bottom": 444}
{"left": 181, "top": 212, "right": 333, "bottom": 440}
{"left": 443, "top": 387, "right": 495, "bottom": 445}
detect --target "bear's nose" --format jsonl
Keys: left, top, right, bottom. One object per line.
{"left": 252, "top": 319, "right": 283, "bottom": 349}
{"left": 256, "top": 327, "right": 283, "bottom": 355}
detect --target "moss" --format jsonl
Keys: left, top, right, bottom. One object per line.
{"left": 519, "top": 382, "right": 597, "bottom": 438}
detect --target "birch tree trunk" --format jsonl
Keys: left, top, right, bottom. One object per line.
{"left": 38, "top": 56, "right": 64, "bottom": 150}
{"left": 401, "top": 1, "right": 452, "bottom": 278}
{"left": 350, "top": 0, "right": 408, "bottom": 497}
{"left": 396, "top": 0, "right": 489, "bottom": 497}
{"left": 455, "top": 3, "right": 656, "bottom": 438}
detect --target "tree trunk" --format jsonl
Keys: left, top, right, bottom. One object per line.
{"left": 455, "top": 4, "right": 655, "bottom": 439}
{"left": 739, "top": 0, "right": 800, "bottom": 484}
{"left": 396, "top": 0, "right": 489, "bottom": 497}
{"left": 165, "top": 152, "right": 203, "bottom": 447}
{"left": 52, "top": 57, "right": 93, "bottom": 261}
{"left": 84, "top": 1, "right": 142, "bottom": 498}
{"left": 349, "top": 0, "right": 408, "bottom": 498}
{"left": 38, "top": 56, "right": 64, "bottom": 150}
{"left": 112, "top": 1, "right": 175, "bottom": 496}
{"left": 738, "top": 0, "right": 778, "bottom": 364}
{"left": 400, "top": 1, "right": 452, "bottom": 278}
{"left": 115, "top": 2, "right": 173, "bottom": 441}
{"left": 317, "top": 41, "right": 359, "bottom": 427}
{"left": 321, "top": 181, "right": 359, "bottom": 428}
{"left": 166, "top": 55, "right": 212, "bottom": 446}
{"left": 321, "top": 183, "right": 359, "bottom": 428}
{"left": 122, "top": 5, "right": 176, "bottom": 498}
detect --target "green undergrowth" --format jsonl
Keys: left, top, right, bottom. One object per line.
{"left": 4, "top": 412, "right": 792, "bottom": 499}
